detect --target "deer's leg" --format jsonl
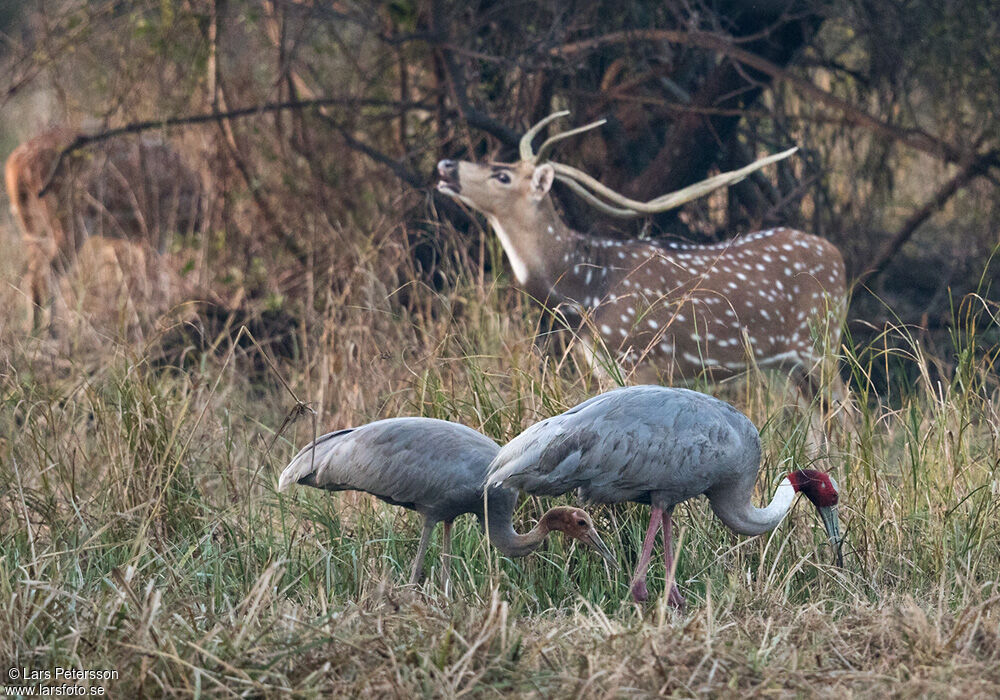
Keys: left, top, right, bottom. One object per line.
{"left": 409, "top": 517, "right": 436, "bottom": 585}
{"left": 790, "top": 364, "right": 831, "bottom": 458}
{"left": 630, "top": 506, "right": 663, "bottom": 603}
{"left": 791, "top": 354, "right": 856, "bottom": 459}
{"left": 25, "top": 249, "right": 51, "bottom": 332}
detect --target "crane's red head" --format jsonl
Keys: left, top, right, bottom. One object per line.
{"left": 787, "top": 469, "right": 842, "bottom": 563}
{"left": 787, "top": 469, "right": 839, "bottom": 508}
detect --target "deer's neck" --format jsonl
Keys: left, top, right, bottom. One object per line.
{"left": 488, "top": 199, "right": 597, "bottom": 306}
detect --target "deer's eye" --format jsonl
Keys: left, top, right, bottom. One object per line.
{"left": 494, "top": 171, "right": 511, "bottom": 184}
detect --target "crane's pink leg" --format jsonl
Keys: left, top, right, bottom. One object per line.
{"left": 441, "top": 520, "right": 453, "bottom": 589}
{"left": 631, "top": 506, "right": 663, "bottom": 602}
{"left": 660, "top": 509, "right": 685, "bottom": 609}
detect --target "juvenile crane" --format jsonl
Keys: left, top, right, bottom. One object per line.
{"left": 279, "top": 417, "right": 614, "bottom": 585}
{"left": 486, "top": 386, "right": 843, "bottom": 606}
{"left": 437, "top": 112, "right": 847, "bottom": 406}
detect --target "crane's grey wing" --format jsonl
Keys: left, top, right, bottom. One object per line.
{"left": 278, "top": 428, "right": 355, "bottom": 491}
{"left": 278, "top": 417, "right": 500, "bottom": 518}
{"left": 487, "top": 386, "right": 759, "bottom": 504}
{"left": 487, "top": 410, "right": 656, "bottom": 500}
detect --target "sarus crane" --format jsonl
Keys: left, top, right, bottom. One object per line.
{"left": 279, "top": 417, "right": 614, "bottom": 586}
{"left": 486, "top": 386, "right": 843, "bottom": 606}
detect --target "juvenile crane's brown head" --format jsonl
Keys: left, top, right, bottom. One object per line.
{"left": 540, "top": 506, "right": 615, "bottom": 564}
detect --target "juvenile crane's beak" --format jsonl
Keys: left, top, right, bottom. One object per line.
{"left": 817, "top": 505, "right": 844, "bottom": 568}
{"left": 584, "top": 527, "right": 615, "bottom": 565}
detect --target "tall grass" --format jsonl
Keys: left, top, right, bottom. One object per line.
{"left": 2, "top": 226, "right": 1000, "bottom": 696}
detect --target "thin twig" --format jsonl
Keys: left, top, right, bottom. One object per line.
{"left": 551, "top": 28, "right": 967, "bottom": 164}
{"left": 36, "top": 96, "right": 430, "bottom": 197}
{"left": 854, "top": 150, "right": 999, "bottom": 290}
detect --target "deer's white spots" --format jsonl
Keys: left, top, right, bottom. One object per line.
{"left": 683, "top": 351, "right": 717, "bottom": 365}
{"left": 620, "top": 314, "right": 630, "bottom": 323}
{"left": 761, "top": 309, "right": 770, "bottom": 320}
{"left": 728, "top": 282, "right": 738, "bottom": 290}
{"left": 627, "top": 306, "right": 635, "bottom": 315}
{"left": 600, "top": 324, "right": 612, "bottom": 335}
{"left": 619, "top": 328, "right": 628, "bottom": 336}
{"left": 762, "top": 254, "right": 773, "bottom": 262}
{"left": 547, "top": 226, "right": 554, "bottom": 233}
{"left": 585, "top": 269, "right": 593, "bottom": 284}
{"left": 618, "top": 251, "right": 626, "bottom": 259}
{"left": 648, "top": 319, "right": 659, "bottom": 329}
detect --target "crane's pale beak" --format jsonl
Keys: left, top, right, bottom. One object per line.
{"left": 817, "top": 505, "right": 844, "bottom": 568}
{"left": 583, "top": 528, "right": 616, "bottom": 565}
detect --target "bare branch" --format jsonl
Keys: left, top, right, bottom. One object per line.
{"left": 36, "top": 96, "right": 430, "bottom": 197}
{"left": 855, "top": 150, "right": 999, "bottom": 289}
{"left": 551, "top": 29, "right": 967, "bottom": 164}
{"left": 429, "top": 0, "right": 520, "bottom": 147}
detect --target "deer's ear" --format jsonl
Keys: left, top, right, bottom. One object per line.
{"left": 530, "top": 164, "right": 554, "bottom": 200}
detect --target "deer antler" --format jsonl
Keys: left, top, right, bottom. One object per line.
{"left": 520, "top": 111, "right": 798, "bottom": 219}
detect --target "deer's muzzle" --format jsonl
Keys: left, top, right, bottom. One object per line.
{"left": 436, "top": 159, "right": 461, "bottom": 195}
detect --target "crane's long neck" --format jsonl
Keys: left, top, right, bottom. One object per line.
{"left": 483, "top": 488, "right": 551, "bottom": 557}
{"left": 708, "top": 478, "right": 797, "bottom": 537}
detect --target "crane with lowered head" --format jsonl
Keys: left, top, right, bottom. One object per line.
{"left": 279, "top": 417, "right": 614, "bottom": 586}
{"left": 486, "top": 385, "right": 843, "bottom": 606}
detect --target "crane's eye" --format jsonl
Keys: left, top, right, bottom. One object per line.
{"left": 576, "top": 519, "right": 587, "bottom": 527}
{"left": 493, "top": 171, "right": 511, "bottom": 184}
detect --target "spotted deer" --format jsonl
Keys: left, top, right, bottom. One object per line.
{"left": 437, "top": 112, "right": 848, "bottom": 408}
{"left": 5, "top": 126, "right": 201, "bottom": 327}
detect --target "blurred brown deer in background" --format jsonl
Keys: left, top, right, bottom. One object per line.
{"left": 437, "top": 112, "right": 848, "bottom": 414}
{"left": 5, "top": 126, "right": 202, "bottom": 328}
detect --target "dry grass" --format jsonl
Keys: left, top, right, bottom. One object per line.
{"left": 2, "top": 212, "right": 1000, "bottom": 698}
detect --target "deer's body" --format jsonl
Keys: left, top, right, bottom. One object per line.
{"left": 494, "top": 202, "right": 844, "bottom": 384}
{"left": 437, "top": 113, "right": 847, "bottom": 396}
{"left": 5, "top": 127, "right": 201, "bottom": 327}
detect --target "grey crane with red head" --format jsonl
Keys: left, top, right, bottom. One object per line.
{"left": 279, "top": 417, "right": 614, "bottom": 586}
{"left": 486, "top": 386, "right": 843, "bottom": 606}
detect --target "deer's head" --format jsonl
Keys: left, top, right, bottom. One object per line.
{"left": 437, "top": 111, "right": 797, "bottom": 221}
{"left": 437, "top": 159, "right": 555, "bottom": 218}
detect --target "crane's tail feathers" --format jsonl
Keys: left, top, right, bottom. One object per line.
{"left": 277, "top": 428, "right": 355, "bottom": 492}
